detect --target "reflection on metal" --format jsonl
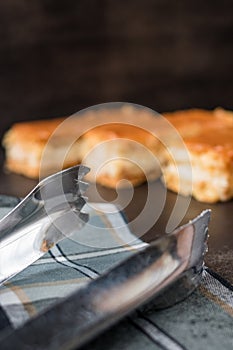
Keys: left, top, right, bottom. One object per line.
{"left": 0, "top": 210, "right": 211, "bottom": 350}
{"left": 0, "top": 165, "right": 89, "bottom": 285}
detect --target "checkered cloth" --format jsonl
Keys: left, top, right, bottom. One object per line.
{"left": 0, "top": 197, "right": 232, "bottom": 349}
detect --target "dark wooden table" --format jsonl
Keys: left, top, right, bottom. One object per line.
{"left": 0, "top": 148, "right": 232, "bottom": 285}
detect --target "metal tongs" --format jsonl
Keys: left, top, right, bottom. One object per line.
{"left": 0, "top": 165, "right": 89, "bottom": 285}
{"left": 0, "top": 165, "right": 211, "bottom": 349}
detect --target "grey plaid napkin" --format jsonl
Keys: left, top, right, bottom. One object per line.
{"left": 0, "top": 195, "right": 232, "bottom": 350}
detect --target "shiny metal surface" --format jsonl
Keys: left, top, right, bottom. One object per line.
{"left": 0, "top": 165, "right": 89, "bottom": 285}
{"left": 0, "top": 210, "right": 210, "bottom": 350}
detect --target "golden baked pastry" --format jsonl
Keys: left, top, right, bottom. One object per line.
{"left": 2, "top": 106, "right": 166, "bottom": 186}
{"left": 79, "top": 122, "right": 165, "bottom": 187}
{"left": 3, "top": 106, "right": 233, "bottom": 203}
{"left": 163, "top": 108, "right": 233, "bottom": 203}
{"left": 2, "top": 117, "right": 72, "bottom": 178}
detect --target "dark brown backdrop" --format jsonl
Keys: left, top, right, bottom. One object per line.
{"left": 0, "top": 0, "right": 233, "bottom": 138}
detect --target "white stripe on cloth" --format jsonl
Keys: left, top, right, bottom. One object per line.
{"left": 34, "top": 242, "right": 148, "bottom": 265}
{"left": 50, "top": 245, "right": 99, "bottom": 279}
{"left": 130, "top": 315, "right": 186, "bottom": 350}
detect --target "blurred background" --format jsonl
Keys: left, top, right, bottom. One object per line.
{"left": 0, "top": 0, "right": 233, "bottom": 138}
{"left": 0, "top": 1, "right": 232, "bottom": 280}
